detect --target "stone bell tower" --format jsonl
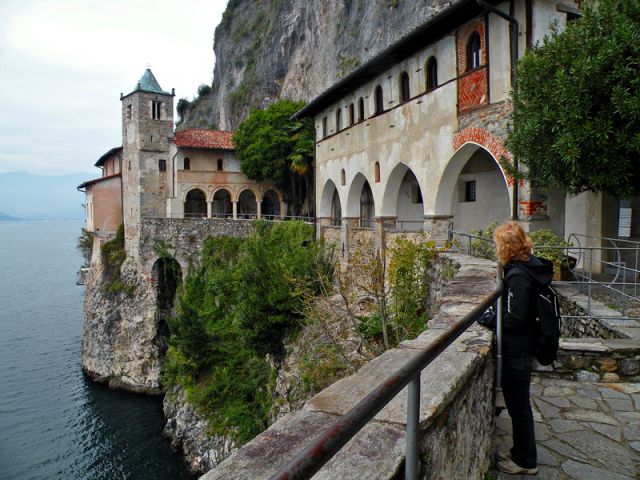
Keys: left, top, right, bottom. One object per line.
{"left": 120, "top": 69, "right": 174, "bottom": 254}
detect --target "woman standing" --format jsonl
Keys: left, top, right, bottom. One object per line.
{"left": 493, "top": 221, "right": 553, "bottom": 475}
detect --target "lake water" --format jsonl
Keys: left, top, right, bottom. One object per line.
{"left": 0, "top": 220, "right": 193, "bottom": 480}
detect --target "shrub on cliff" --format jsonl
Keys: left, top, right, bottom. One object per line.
{"left": 163, "top": 221, "right": 331, "bottom": 442}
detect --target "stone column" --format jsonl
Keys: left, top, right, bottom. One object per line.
{"left": 424, "top": 215, "right": 453, "bottom": 245}
{"left": 280, "top": 202, "right": 287, "bottom": 219}
{"left": 256, "top": 200, "right": 262, "bottom": 220}
{"left": 317, "top": 217, "right": 331, "bottom": 241}
{"left": 375, "top": 216, "right": 397, "bottom": 254}
{"left": 232, "top": 201, "right": 238, "bottom": 220}
{"left": 207, "top": 201, "right": 212, "bottom": 219}
{"left": 342, "top": 217, "right": 359, "bottom": 256}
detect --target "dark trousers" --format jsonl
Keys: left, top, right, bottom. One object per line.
{"left": 501, "top": 355, "right": 537, "bottom": 469}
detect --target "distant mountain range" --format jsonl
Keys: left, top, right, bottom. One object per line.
{"left": 0, "top": 171, "right": 94, "bottom": 220}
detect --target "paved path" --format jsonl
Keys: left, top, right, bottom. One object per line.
{"left": 491, "top": 376, "right": 640, "bottom": 479}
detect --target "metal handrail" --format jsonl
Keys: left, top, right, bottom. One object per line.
{"left": 270, "top": 281, "right": 503, "bottom": 480}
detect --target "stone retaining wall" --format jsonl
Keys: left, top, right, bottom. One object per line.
{"left": 539, "top": 284, "right": 640, "bottom": 382}
{"left": 201, "top": 253, "right": 499, "bottom": 480}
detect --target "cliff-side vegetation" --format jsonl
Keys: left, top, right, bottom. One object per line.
{"left": 100, "top": 224, "right": 134, "bottom": 296}
{"left": 234, "top": 100, "right": 314, "bottom": 215}
{"left": 162, "top": 221, "right": 332, "bottom": 442}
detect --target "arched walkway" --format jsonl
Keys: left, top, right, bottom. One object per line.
{"left": 212, "top": 189, "right": 232, "bottom": 218}
{"left": 381, "top": 163, "right": 424, "bottom": 232}
{"left": 262, "top": 190, "right": 281, "bottom": 219}
{"left": 185, "top": 188, "right": 207, "bottom": 218}
{"left": 238, "top": 189, "right": 257, "bottom": 219}
{"left": 435, "top": 144, "right": 511, "bottom": 232}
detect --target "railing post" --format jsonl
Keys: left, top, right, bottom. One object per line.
{"left": 495, "top": 264, "right": 504, "bottom": 389}
{"left": 406, "top": 374, "right": 420, "bottom": 480}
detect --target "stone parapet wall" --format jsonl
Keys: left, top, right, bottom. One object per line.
{"left": 201, "top": 253, "right": 499, "bottom": 480}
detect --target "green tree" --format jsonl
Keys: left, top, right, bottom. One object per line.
{"left": 507, "top": 0, "right": 640, "bottom": 197}
{"left": 233, "top": 100, "right": 314, "bottom": 215}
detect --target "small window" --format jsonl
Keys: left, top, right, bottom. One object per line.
{"left": 126, "top": 104, "right": 132, "bottom": 121}
{"left": 466, "top": 32, "right": 482, "bottom": 71}
{"left": 336, "top": 108, "right": 342, "bottom": 132}
{"left": 399, "top": 71, "right": 410, "bottom": 103}
{"left": 341, "top": 169, "right": 346, "bottom": 186}
{"left": 217, "top": 159, "right": 223, "bottom": 171}
{"left": 375, "top": 162, "right": 380, "bottom": 183}
{"left": 426, "top": 57, "right": 438, "bottom": 91}
{"left": 159, "top": 159, "right": 167, "bottom": 172}
{"left": 465, "top": 180, "right": 476, "bottom": 202}
{"left": 374, "top": 85, "right": 384, "bottom": 116}
{"left": 349, "top": 103, "right": 355, "bottom": 126}
{"left": 151, "top": 101, "right": 162, "bottom": 120}
{"left": 322, "top": 116, "right": 328, "bottom": 138}
{"left": 184, "top": 157, "right": 190, "bottom": 170}
{"left": 358, "top": 97, "right": 365, "bottom": 122}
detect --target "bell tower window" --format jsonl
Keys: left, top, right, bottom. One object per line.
{"left": 152, "top": 101, "right": 163, "bottom": 120}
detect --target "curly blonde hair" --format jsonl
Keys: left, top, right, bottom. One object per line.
{"left": 493, "top": 221, "right": 532, "bottom": 264}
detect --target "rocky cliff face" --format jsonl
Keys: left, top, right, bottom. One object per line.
{"left": 82, "top": 256, "right": 166, "bottom": 394}
{"left": 180, "top": 0, "right": 454, "bottom": 130}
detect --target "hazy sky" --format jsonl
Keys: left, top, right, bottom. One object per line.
{"left": 0, "top": 0, "right": 228, "bottom": 176}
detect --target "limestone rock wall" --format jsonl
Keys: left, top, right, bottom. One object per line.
{"left": 82, "top": 255, "right": 165, "bottom": 394}
{"left": 180, "top": 0, "right": 460, "bottom": 130}
{"left": 163, "top": 388, "right": 237, "bottom": 473}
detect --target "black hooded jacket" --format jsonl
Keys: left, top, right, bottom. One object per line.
{"left": 501, "top": 255, "right": 554, "bottom": 357}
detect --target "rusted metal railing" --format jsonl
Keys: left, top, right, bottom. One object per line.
{"left": 270, "top": 279, "right": 503, "bottom": 480}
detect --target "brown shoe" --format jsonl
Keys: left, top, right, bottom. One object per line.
{"left": 497, "top": 459, "right": 538, "bottom": 475}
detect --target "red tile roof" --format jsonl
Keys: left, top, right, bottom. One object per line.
{"left": 172, "top": 129, "right": 235, "bottom": 151}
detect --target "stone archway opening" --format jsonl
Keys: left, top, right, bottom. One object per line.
{"left": 213, "top": 189, "right": 233, "bottom": 218}
{"left": 185, "top": 188, "right": 207, "bottom": 218}
{"left": 153, "top": 257, "right": 182, "bottom": 311}
{"left": 381, "top": 164, "right": 424, "bottom": 232}
{"left": 238, "top": 190, "right": 257, "bottom": 219}
{"left": 331, "top": 189, "right": 342, "bottom": 226}
{"left": 262, "top": 190, "right": 281, "bottom": 219}
{"left": 359, "top": 181, "right": 375, "bottom": 228}
{"left": 436, "top": 145, "right": 511, "bottom": 232}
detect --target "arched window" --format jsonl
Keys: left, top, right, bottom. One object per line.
{"left": 399, "top": 71, "right": 410, "bottom": 103}
{"left": 217, "top": 159, "right": 223, "bottom": 171}
{"left": 183, "top": 157, "right": 190, "bottom": 170}
{"left": 341, "top": 169, "right": 346, "bottom": 186}
{"left": 336, "top": 108, "right": 342, "bottom": 132}
{"left": 374, "top": 85, "right": 384, "bottom": 116}
{"left": 349, "top": 103, "right": 355, "bottom": 126}
{"left": 375, "top": 162, "right": 381, "bottom": 183}
{"left": 358, "top": 97, "right": 365, "bottom": 122}
{"left": 466, "top": 32, "right": 482, "bottom": 71}
{"left": 426, "top": 57, "right": 438, "bottom": 92}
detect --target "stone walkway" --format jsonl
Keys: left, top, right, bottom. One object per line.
{"left": 491, "top": 376, "right": 640, "bottom": 479}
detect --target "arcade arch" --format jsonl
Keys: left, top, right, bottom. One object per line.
{"left": 262, "top": 189, "right": 281, "bottom": 218}
{"left": 184, "top": 188, "right": 207, "bottom": 218}
{"left": 238, "top": 189, "right": 258, "bottom": 218}
{"left": 381, "top": 163, "right": 424, "bottom": 232}
{"left": 212, "top": 188, "right": 232, "bottom": 218}
{"left": 435, "top": 144, "right": 510, "bottom": 232}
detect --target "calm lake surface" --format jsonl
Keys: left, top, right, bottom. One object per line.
{"left": 0, "top": 220, "right": 193, "bottom": 480}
